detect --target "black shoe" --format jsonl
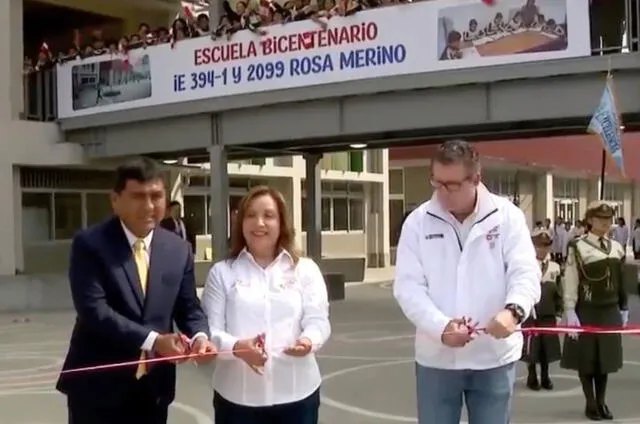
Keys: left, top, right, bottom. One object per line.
{"left": 540, "top": 378, "right": 553, "bottom": 390}
{"left": 598, "top": 404, "right": 613, "bottom": 420}
{"left": 526, "top": 375, "right": 540, "bottom": 391}
{"left": 585, "top": 406, "right": 602, "bottom": 421}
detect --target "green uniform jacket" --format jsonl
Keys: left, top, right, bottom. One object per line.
{"left": 560, "top": 233, "right": 627, "bottom": 374}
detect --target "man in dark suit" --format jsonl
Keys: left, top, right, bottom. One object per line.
{"left": 56, "top": 158, "right": 216, "bottom": 424}
{"left": 160, "top": 200, "right": 195, "bottom": 253}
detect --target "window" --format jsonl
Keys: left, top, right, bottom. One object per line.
{"left": 184, "top": 195, "right": 206, "bottom": 235}
{"left": 333, "top": 198, "right": 348, "bottom": 231}
{"left": 349, "top": 151, "right": 364, "bottom": 172}
{"left": 389, "top": 199, "right": 405, "bottom": 247}
{"left": 603, "top": 183, "right": 624, "bottom": 202}
{"left": 54, "top": 193, "right": 82, "bottom": 239}
{"left": 300, "top": 197, "right": 332, "bottom": 231}
{"left": 484, "top": 170, "right": 515, "bottom": 199}
{"left": 321, "top": 198, "right": 331, "bottom": 231}
{"left": 273, "top": 156, "right": 293, "bottom": 167}
{"left": 321, "top": 152, "right": 363, "bottom": 172}
{"left": 553, "top": 199, "right": 579, "bottom": 223}
{"left": 22, "top": 192, "right": 83, "bottom": 241}
{"left": 609, "top": 202, "right": 622, "bottom": 221}
{"left": 22, "top": 193, "right": 52, "bottom": 242}
{"left": 300, "top": 182, "right": 365, "bottom": 232}
{"left": 349, "top": 198, "right": 364, "bottom": 231}
{"left": 86, "top": 193, "right": 112, "bottom": 226}
{"left": 389, "top": 169, "right": 404, "bottom": 195}
{"left": 553, "top": 178, "right": 579, "bottom": 199}
{"left": 229, "top": 195, "right": 244, "bottom": 233}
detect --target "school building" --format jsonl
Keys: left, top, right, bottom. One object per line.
{"left": 16, "top": 151, "right": 389, "bottom": 279}
{"left": 388, "top": 133, "right": 640, "bottom": 263}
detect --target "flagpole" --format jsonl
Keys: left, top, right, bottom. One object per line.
{"left": 599, "top": 149, "right": 606, "bottom": 200}
{"left": 598, "top": 58, "right": 613, "bottom": 201}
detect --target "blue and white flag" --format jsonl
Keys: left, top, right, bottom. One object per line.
{"left": 588, "top": 76, "right": 624, "bottom": 175}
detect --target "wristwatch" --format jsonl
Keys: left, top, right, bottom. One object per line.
{"left": 505, "top": 303, "right": 525, "bottom": 324}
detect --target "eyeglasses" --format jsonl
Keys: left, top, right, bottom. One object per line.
{"left": 430, "top": 177, "right": 472, "bottom": 192}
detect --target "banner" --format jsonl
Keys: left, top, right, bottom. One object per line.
{"left": 56, "top": 0, "right": 591, "bottom": 119}
{"left": 588, "top": 75, "right": 624, "bottom": 175}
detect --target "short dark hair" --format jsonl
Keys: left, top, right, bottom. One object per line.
{"left": 113, "top": 157, "right": 164, "bottom": 193}
{"left": 169, "top": 200, "right": 181, "bottom": 207}
{"left": 432, "top": 140, "right": 480, "bottom": 173}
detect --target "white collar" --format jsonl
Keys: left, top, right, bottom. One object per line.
{"left": 120, "top": 221, "right": 154, "bottom": 249}
{"left": 237, "top": 247, "right": 294, "bottom": 267}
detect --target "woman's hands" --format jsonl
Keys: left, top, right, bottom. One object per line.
{"left": 233, "top": 333, "right": 315, "bottom": 374}
{"left": 233, "top": 333, "right": 267, "bottom": 374}
{"left": 283, "top": 337, "right": 313, "bottom": 357}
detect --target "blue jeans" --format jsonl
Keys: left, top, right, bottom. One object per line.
{"left": 415, "top": 362, "right": 516, "bottom": 424}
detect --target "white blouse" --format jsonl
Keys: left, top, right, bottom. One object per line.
{"left": 202, "top": 249, "right": 331, "bottom": 407}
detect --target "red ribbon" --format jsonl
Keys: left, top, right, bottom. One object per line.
{"left": 53, "top": 325, "right": 638, "bottom": 376}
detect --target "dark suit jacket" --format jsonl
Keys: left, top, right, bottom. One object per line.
{"left": 159, "top": 217, "right": 196, "bottom": 253}
{"left": 56, "top": 216, "right": 209, "bottom": 406}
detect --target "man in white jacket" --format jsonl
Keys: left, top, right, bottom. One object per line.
{"left": 393, "top": 140, "right": 541, "bottom": 424}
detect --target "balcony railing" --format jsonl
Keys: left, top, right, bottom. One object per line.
{"left": 21, "top": 0, "right": 640, "bottom": 123}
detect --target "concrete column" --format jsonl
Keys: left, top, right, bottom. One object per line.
{"left": 380, "top": 150, "right": 390, "bottom": 267}
{"left": 304, "top": 153, "right": 322, "bottom": 264}
{"left": 578, "top": 180, "right": 589, "bottom": 220}
{"left": 209, "top": 145, "right": 229, "bottom": 263}
{"left": 291, "top": 177, "right": 303, "bottom": 249}
{"left": 366, "top": 181, "right": 390, "bottom": 268}
{"left": 534, "top": 172, "right": 553, "bottom": 222}
{"left": 0, "top": 165, "right": 17, "bottom": 275}
{"left": 623, "top": 183, "right": 632, "bottom": 224}
{"left": 0, "top": 0, "right": 23, "bottom": 119}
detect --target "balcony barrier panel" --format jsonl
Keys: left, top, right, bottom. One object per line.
{"left": 21, "top": 0, "right": 640, "bottom": 122}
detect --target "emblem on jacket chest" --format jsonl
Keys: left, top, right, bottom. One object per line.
{"left": 486, "top": 225, "right": 500, "bottom": 249}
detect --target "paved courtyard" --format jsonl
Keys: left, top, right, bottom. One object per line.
{"left": 2, "top": 283, "right": 640, "bottom": 423}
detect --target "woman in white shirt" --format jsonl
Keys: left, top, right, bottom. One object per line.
{"left": 202, "top": 185, "right": 331, "bottom": 424}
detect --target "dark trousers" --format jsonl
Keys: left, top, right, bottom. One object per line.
{"left": 213, "top": 389, "right": 320, "bottom": 424}
{"left": 67, "top": 377, "right": 169, "bottom": 424}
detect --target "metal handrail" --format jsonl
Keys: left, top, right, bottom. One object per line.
{"left": 21, "top": 0, "right": 640, "bottom": 122}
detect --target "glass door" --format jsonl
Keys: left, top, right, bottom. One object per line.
{"left": 553, "top": 199, "right": 578, "bottom": 223}
{"left": 608, "top": 202, "right": 622, "bottom": 223}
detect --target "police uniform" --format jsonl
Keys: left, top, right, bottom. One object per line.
{"left": 522, "top": 229, "right": 563, "bottom": 391}
{"left": 560, "top": 201, "right": 628, "bottom": 421}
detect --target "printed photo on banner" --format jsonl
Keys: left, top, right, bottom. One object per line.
{"left": 437, "top": 0, "right": 568, "bottom": 61}
{"left": 71, "top": 54, "right": 152, "bottom": 111}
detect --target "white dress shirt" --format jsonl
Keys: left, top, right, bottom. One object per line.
{"left": 120, "top": 222, "right": 206, "bottom": 352}
{"left": 203, "top": 249, "right": 331, "bottom": 407}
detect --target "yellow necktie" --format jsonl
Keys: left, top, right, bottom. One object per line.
{"left": 133, "top": 239, "right": 148, "bottom": 379}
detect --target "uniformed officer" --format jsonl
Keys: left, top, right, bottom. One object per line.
{"left": 522, "top": 228, "right": 563, "bottom": 391}
{"left": 560, "top": 201, "right": 629, "bottom": 421}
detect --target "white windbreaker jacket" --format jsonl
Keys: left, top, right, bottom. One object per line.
{"left": 393, "top": 185, "right": 541, "bottom": 370}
